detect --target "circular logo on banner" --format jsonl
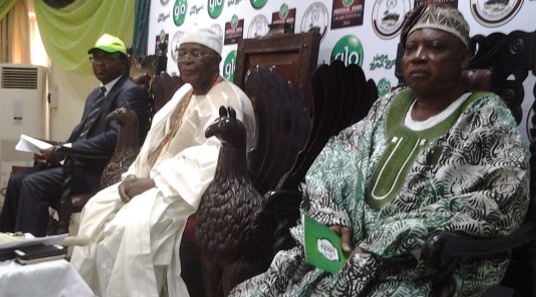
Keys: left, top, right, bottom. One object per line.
{"left": 173, "top": 0, "right": 188, "bottom": 26}
{"left": 342, "top": 0, "right": 355, "bottom": 7}
{"left": 470, "top": 0, "right": 524, "bottom": 27}
{"left": 251, "top": 0, "right": 268, "bottom": 9}
{"left": 372, "top": 0, "right": 411, "bottom": 39}
{"left": 331, "top": 35, "right": 364, "bottom": 67}
{"left": 300, "top": 2, "right": 329, "bottom": 41}
{"left": 279, "top": 3, "right": 289, "bottom": 19}
{"left": 231, "top": 14, "right": 239, "bottom": 28}
{"left": 248, "top": 14, "right": 270, "bottom": 38}
{"left": 161, "top": 0, "right": 170, "bottom": 5}
{"left": 170, "top": 30, "right": 184, "bottom": 62}
{"left": 377, "top": 78, "right": 392, "bottom": 96}
{"left": 223, "top": 50, "right": 237, "bottom": 81}
{"left": 208, "top": 0, "right": 224, "bottom": 19}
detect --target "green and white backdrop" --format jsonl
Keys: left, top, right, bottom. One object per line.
{"left": 147, "top": 0, "right": 535, "bottom": 141}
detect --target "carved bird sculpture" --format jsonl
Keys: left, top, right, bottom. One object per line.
{"left": 99, "top": 104, "right": 140, "bottom": 188}
{"left": 69, "top": 104, "right": 141, "bottom": 210}
{"left": 196, "top": 106, "right": 274, "bottom": 297}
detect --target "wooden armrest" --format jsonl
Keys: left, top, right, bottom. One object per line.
{"left": 259, "top": 189, "right": 303, "bottom": 252}
{"left": 262, "top": 189, "right": 303, "bottom": 214}
{"left": 423, "top": 222, "right": 535, "bottom": 267}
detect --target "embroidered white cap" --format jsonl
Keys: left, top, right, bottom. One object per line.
{"left": 181, "top": 27, "right": 223, "bottom": 56}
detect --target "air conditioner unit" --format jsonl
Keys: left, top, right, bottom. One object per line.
{"left": 0, "top": 64, "right": 48, "bottom": 197}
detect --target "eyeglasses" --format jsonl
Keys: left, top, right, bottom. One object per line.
{"left": 89, "top": 56, "right": 120, "bottom": 64}
{"left": 175, "top": 49, "right": 216, "bottom": 62}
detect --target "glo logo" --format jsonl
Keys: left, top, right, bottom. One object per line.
{"left": 223, "top": 50, "right": 237, "bottom": 82}
{"left": 342, "top": 0, "right": 354, "bottom": 7}
{"left": 173, "top": 0, "right": 187, "bottom": 26}
{"left": 250, "top": 0, "right": 268, "bottom": 9}
{"left": 377, "top": 78, "right": 391, "bottom": 96}
{"left": 231, "top": 14, "right": 239, "bottom": 28}
{"left": 279, "top": 3, "right": 289, "bottom": 19}
{"left": 330, "top": 35, "right": 364, "bottom": 67}
{"left": 208, "top": 0, "right": 224, "bottom": 19}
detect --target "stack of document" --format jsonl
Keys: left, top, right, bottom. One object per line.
{"left": 0, "top": 233, "right": 67, "bottom": 261}
{"left": 15, "top": 134, "right": 52, "bottom": 153}
{"left": 14, "top": 243, "right": 67, "bottom": 265}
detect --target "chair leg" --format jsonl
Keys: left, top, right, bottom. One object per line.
{"left": 56, "top": 158, "right": 74, "bottom": 235}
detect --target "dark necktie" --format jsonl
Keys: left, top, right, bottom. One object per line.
{"left": 79, "top": 86, "right": 106, "bottom": 140}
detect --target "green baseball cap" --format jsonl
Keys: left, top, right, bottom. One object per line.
{"left": 88, "top": 33, "right": 127, "bottom": 55}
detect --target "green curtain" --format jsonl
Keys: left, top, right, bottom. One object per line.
{"left": 133, "top": 0, "right": 150, "bottom": 56}
{"left": 0, "top": 0, "right": 19, "bottom": 21}
{"left": 33, "top": 0, "right": 135, "bottom": 74}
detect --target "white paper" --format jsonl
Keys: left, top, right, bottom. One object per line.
{"left": 0, "top": 233, "right": 68, "bottom": 250}
{"left": 15, "top": 134, "right": 52, "bottom": 153}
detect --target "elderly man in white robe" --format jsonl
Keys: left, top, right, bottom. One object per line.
{"left": 70, "top": 27, "right": 256, "bottom": 297}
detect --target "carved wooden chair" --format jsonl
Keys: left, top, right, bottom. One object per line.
{"left": 244, "top": 65, "right": 312, "bottom": 195}
{"left": 259, "top": 60, "right": 378, "bottom": 252}
{"left": 191, "top": 61, "right": 378, "bottom": 297}
{"left": 234, "top": 25, "right": 321, "bottom": 111}
{"left": 149, "top": 72, "right": 184, "bottom": 113}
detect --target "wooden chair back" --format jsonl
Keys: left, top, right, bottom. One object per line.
{"left": 234, "top": 25, "right": 321, "bottom": 110}
{"left": 244, "top": 66, "right": 311, "bottom": 195}
{"left": 276, "top": 60, "right": 377, "bottom": 191}
{"left": 250, "top": 61, "right": 378, "bottom": 254}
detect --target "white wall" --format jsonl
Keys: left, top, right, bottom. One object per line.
{"left": 48, "top": 64, "right": 97, "bottom": 142}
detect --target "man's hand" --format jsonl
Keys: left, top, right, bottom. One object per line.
{"left": 329, "top": 225, "right": 353, "bottom": 253}
{"left": 118, "top": 175, "right": 156, "bottom": 203}
{"left": 34, "top": 147, "right": 55, "bottom": 168}
{"left": 329, "top": 225, "right": 368, "bottom": 256}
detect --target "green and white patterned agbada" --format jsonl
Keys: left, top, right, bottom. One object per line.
{"left": 230, "top": 88, "right": 529, "bottom": 297}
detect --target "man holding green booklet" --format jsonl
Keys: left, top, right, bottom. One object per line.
{"left": 229, "top": 4, "right": 529, "bottom": 297}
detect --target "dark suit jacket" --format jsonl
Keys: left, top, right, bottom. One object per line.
{"left": 66, "top": 74, "right": 148, "bottom": 193}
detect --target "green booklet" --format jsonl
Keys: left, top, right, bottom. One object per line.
{"left": 303, "top": 214, "right": 348, "bottom": 274}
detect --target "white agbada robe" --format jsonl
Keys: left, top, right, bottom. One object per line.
{"left": 70, "top": 79, "right": 255, "bottom": 297}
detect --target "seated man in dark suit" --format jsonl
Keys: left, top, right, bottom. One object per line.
{"left": 0, "top": 33, "right": 149, "bottom": 237}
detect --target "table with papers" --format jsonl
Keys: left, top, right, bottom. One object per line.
{"left": 0, "top": 233, "right": 94, "bottom": 296}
